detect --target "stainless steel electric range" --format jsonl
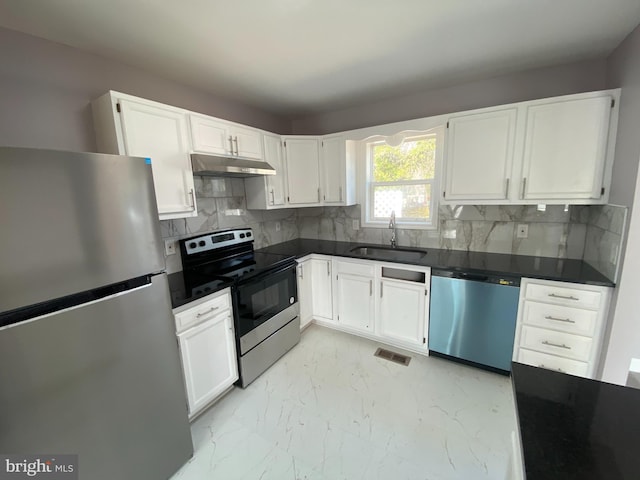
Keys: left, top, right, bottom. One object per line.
{"left": 172, "top": 228, "right": 300, "bottom": 387}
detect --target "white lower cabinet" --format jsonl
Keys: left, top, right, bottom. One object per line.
{"left": 335, "top": 259, "right": 375, "bottom": 334}
{"left": 173, "top": 288, "right": 238, "bottom": 419}
{"left": 297, "top": 255, "right": 334, "bottom": 329}
{"left": 331, "top": 258, "right": 430, "bottom": 353}
{"left": 378, "top": 265, "right": 429, "bottom": 348}
{"left": 513, "top": 278, "right": 611, "bottom": 379}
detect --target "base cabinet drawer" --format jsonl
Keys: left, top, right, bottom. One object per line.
{"left": 525, "top": 282, "right": 602, "bottom": 310}
{"left": 521, "top": 301, "right": 598, "bottom": 336}
{"left": 519, "top": 325, "right": 593, "bottom": 362}
{"left": 518, "top": 348, "right": 589, "bottom": 377}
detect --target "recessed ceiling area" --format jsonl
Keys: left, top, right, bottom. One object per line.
{"left": 1, "top": 0, "right": 639, "bottom": 115}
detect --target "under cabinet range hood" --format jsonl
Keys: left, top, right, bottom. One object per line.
{"left": 191, "top": 153, "right": 276, "bottom": 177}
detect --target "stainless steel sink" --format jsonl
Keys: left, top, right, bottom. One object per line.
{"left": 349, "top": 245, "right": 426, "bottom": 262}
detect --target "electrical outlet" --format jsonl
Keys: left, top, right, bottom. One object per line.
{"left": 164, "top": 239, "right": 176, "bottom": 256}
{"left": 517, "top": 224, "right": 529, "bottom": 239}
{"left": 352, "top": 219, "right": 360, "bottom": 230}
{"left": 275, "top": 221, "right": 281, "bottom": 232}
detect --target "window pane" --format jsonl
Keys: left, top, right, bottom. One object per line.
{"left": 372, "top": 137, "right": 436, "bottom": 182}
{"left": 373, "top": 184, "right": 431, "bottom": 221}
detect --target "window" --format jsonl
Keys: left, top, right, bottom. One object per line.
{"left": 364, "top": 130, "right": 441, "bottom": 228}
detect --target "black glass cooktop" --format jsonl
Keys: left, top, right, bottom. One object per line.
{"left": 167, "top": 252, "right": 295, "bottom": 308}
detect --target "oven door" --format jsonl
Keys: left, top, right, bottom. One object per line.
{"left": 234, "top": 262, "right": 298, "bottom": 353}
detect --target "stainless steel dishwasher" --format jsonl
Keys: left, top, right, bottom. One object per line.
{"left": 428, "top": 269, "right": 520, "bottom": 373}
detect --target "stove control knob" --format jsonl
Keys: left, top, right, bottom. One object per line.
{"left": 189, "top": 242, "right": 197, "bottom": 249}
{"left": 246, "top": 232, "right": 252, "bottom": 237}
{"left": 239, "top": 233, "right": 245, "bottom": 238}
{"left": 199, "top": 240, "right": 206, "bottom": 247}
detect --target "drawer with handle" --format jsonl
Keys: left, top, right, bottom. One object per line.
{"left": 525, "top": 282, "right": 602, "bottom": 310}
{"left": 521, "top": 301, "right": 598, "bottom": 337}
{"left": 175, "top": 291, "right": 231, "bottom": 333}
{"left": 519, "top": 325, "right": 593, "bottom": 362}
{"left": 517, "top": 348, "right": 589, "bottom": 377}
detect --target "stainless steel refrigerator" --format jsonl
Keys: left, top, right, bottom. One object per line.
{"left": 0, "top": 147, "right": 193, "bottom": 479}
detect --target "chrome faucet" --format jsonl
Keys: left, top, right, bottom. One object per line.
{"left": 389, "top": 210, "right": 397, "bottom": 248}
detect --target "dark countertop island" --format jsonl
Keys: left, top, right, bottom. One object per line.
{"left": 256, "top": 238, "right": 614, "bottom": 286}
{"left": 512, "top": 362, "right": 640, "bottom": 479}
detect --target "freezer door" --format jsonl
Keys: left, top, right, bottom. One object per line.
{"left": 0, "top": 274, "right": 193, "bottom": 480}
{"left": 0, "top": 147, "right": 165, "bottom": 312}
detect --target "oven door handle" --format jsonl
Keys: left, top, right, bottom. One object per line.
{"left": 235, "top": 261, "right": 297, "bottom": 286}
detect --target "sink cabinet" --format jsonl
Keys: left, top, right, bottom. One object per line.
{"left": 378, "top": 266, "right": 429, "bottom": 348}
{"left": 334, "top": 259, "right": 375, "bottom": 334}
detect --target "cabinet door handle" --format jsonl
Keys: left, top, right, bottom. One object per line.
{"left": 545, "top": 315, "right": 575, "bottom": 324}
{"left": 548, "top": 293, "right": 579, "bottom": 301}
{"left": 542, "top": 340, "right": 571, "bottom": 350}
{"left": 299, "top": 265, "right": 303, "bottom": 279}
{"left": 228, "top": 136, "right": 234, "bottom": 155}
{"left": 196, "top": 306, "right": 219, "bottom": 318}
{"left": 505, "top": 178, "right": 510, "bottom": 198}
{"left": 233, "top": 136, "right": 239, "bottom": 156}
{"left": 326, "top": 261, "right": 330, "bottom": 276}
{"left": 270, "top": 189, "right": 275, "bottom": 205}
{"left": 369, "top": 280, "right": 373, "bottom": 296}
{"left": 339, "top": 186, "right": 343, "bottom": 202}
{"left": 317, "top": 188, "right": 321, "bottom": 202}
{"left": 521, "top": 178, "right": 527, "bottom": 199}
{"left": 539, "top": 363, "right": 565, "bottom": 373}
{"left": 188, "top": 188, "right": 196, "bottom": 210}
{"left": 380, "top": 281, "right": 383, "bottom": 298}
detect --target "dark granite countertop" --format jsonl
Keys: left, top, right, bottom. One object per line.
{"left": 512, "top": 362, "right": 640, "bottom": 479}
{"left": 255, "top": 239, "right": 614, "bottom": 286}
{"left": 167, "top": 271, "right": 234, "bottom": 309}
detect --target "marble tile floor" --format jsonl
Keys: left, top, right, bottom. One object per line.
{"left": 170, "top": 325, "right": 517, "bottom": 480}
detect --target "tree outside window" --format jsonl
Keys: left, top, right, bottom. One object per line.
{"left": 366, "top": 133, "right": 438, "bottom": 227}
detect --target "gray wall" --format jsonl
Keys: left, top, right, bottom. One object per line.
{"left": 601, "top": 22, "right": 640, "bottom": 384}
{"left": 290, "top": 59, "right": 608, "bottom": 134}
{"left": 0, "top": 27, "right": 290, "bottom": 152}
{"left": 606, "top": 24, "right": 640, "bottom": 210}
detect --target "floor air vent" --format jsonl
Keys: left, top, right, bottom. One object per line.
{"left": 374, "top": 347, "right": 411, "bottom": 366}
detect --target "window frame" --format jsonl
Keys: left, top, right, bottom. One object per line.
{"left": 362, "top": 128, "right": 443, "bottom": 230}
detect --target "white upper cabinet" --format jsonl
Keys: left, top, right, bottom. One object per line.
{"left": 92, "top": 92, "right": 197, "bottom": 220}
{"left": 521, "top": 96, "right": 612, "bottom": 201}
{"left": 245, "top": 133, "right": 286, "bottom": 209}
{"left": 321, "top": 135, "right": 356, "bottom": 205}
{"left": 283, "top": 136, "right": 321, "bottom": 205}
{"left": 444, "top": 108, "right": 517, "bottom": 201}
{"left": 441, "top": 89, "right": 619, "bottom": 205}
{"left": 189, "top": 114, "right": 263, "bottom": 159}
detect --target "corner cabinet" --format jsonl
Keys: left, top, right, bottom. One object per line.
{"left": 442, "top": 89, "right": 620, "bottom": 205}
{"left": 512, "top": 278, "right": 611, "bottom": 379}
{"left": 297, "top": 255, "right": 333, "bottom": 329}
{"left": 173, "top": 288, "right": 238, "bottom": 419}
{"left": 92, "top": 91, "right": 197, "bottom": 220}
{"left": 520, "top": 96, "right": 612, "bottom": 201}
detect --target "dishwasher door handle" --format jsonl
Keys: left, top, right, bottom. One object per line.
{"left": 456, "top": 272, "right": 489, "bottom": 282}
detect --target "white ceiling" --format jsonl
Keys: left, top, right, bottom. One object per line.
{"left": 1, "top": 0, "right": 640, "bottom": 115}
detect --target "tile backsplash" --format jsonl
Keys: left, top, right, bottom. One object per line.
{"left": 160, "top": 177, "right": 625, "bottom": 282}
